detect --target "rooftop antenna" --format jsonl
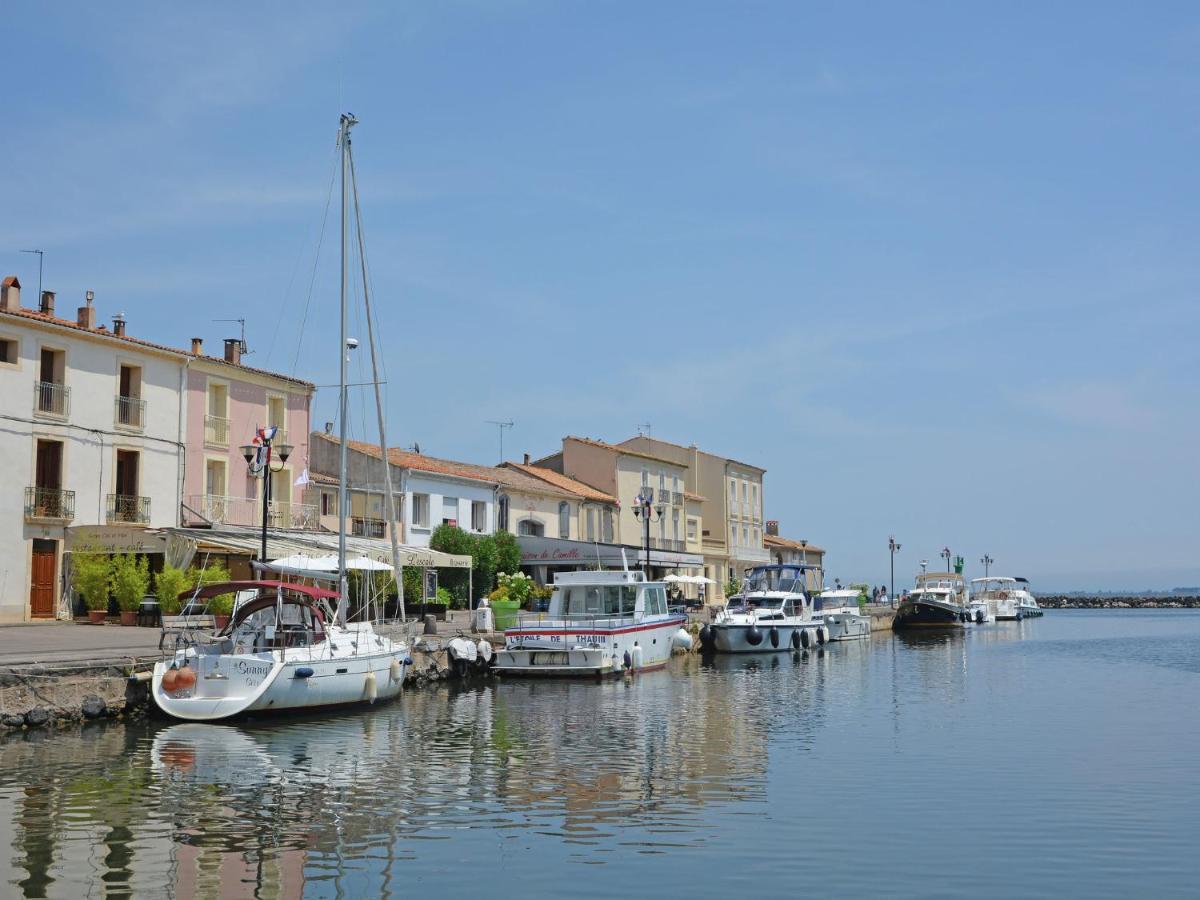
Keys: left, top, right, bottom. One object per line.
{"left": 20, "top": 250, "right": 43, "bottom": 306}
{"left": 213, "top": 318, "right": 251, "bottom": 355}
{"left": 486, "top": 419, "right": 514, "bottom": 463}
{"left": 637, "top": 422, "right": 652, "bottom": 437}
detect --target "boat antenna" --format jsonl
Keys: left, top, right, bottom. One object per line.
{"left": 335, "top": 111, "right": 357, "bottom": 627}
{"left": 347, "top": 121, "right": 408, "bottom": 624}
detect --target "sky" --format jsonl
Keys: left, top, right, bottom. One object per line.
{"left": 2, "top": 2, "right": 1197, "bottom": 591}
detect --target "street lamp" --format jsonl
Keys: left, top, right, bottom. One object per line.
{"left": 631, "top": 488, "right": 666, "bottom": 579}
{"left": 240, "top": 427, "right": 293, "bottom": 566}
{"left": 941, "top": 546, "right": 951, "bottom": 572}
{"left": 980, "top": 554, "right": 994, "bottom": 578}
{"left": 888, "top": 536, "right": 901, "bottom": 607}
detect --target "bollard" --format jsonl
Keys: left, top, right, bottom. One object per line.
{"left": 423, "top": 614, "right": 438, "bottom": 635}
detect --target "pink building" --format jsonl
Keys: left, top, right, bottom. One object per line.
{"left": 181, "top": 338, "right": 316, "bottom": 530}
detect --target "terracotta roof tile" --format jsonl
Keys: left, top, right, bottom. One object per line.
{"left": 563, "top": 435, "right": 685, "bottom": 466}
{"left": 763, "top": 534, "right": 824, "bottom": 554}
{"left": 503, "top": 462, "right": 617, "bottom": 503}
{"left": 317, "top": 434, "right": 499, "bottom": 485}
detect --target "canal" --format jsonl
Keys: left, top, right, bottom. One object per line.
{"left": 1, "top": 610, "right": 1197, "bottom": 897}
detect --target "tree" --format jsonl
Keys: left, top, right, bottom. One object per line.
{"left": 111, "top": 554, "right": 151, "bottom": 613}
{"left": 492, "top": 530, "right": 520, "bottom": 575}
{"left": 72, "top": 553, "right": 112, "bottom": 612}
{"left": 154, "top": 564, "right": 190, "bottom": 615}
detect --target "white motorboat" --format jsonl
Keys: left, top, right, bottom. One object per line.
{"left": 971, "top": 576, "right": 1042, "bottom": 620}
{"left": 814, "top": 588, "right": 872, "bottom": 640}
{"left": 494, "top": 569, "right": 690, "bottom": 676}
{"left": 152, "top": 581, "right": 408, "bottom": 721}
{"left": 701, "top": 565, "right": 826, "bottom": 653}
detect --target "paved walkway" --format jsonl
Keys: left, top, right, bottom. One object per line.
{"left": 0, "top": 621, "right": 163, "bottom": 667}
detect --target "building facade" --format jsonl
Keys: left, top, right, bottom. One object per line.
{"left": 0, "top": 279, "right": 186, "bottom": 621}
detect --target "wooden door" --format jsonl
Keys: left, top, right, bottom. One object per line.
{"left": 30, "top": 540, "right": 57, "bottom": 618}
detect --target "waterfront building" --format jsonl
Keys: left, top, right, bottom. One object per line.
{"left": 617, "top": 435, "right": 770, "bottom": 598}
{"left": 0, "top": 279, "right": 186, "bottom": 621}
{"left": 179, "top": 337, "right": 315, "bottom": 532}
{"left": 763, "top": 521, "right": 825, "bottom": 592}
{"left": 308, "top": 432, "right": 497, "bottom": 547}
{"left": 531, "top": 436, "right": 704, "bottom": 580}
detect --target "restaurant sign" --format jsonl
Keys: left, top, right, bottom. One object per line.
{"left": 518, "top": 536, "right": 702, "bottom": 568}
{"left": 65, "top": 525, "right": 168, "bottom": 555}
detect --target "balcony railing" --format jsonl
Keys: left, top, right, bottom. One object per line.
{"left": 672, "top": 491, "right": 684, "bottom": 506}
{"left": 107, "top": 494, "right": 151, "bottom": 524}
{"left": 186, "top": 494, "right": 318, "bottom": 530}
{"left": 351, "top": 517, "right": 387, "bottom": 538}
{"left": 34, "top": 381, "right": 70, "bottom": 418}
{"left": 204, "top": 415, "right": 230, "bottom": 447}
{"left": 24, "top": 486, "right": 75, "bottom": 522}
{"left": 650, "top": 537, "right": 687, "bottom": 552}
{"left": 115, "top": 395, "right": 145, "bottom": 430}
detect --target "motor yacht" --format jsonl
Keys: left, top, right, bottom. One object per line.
{"left": 814, "top": 588, "right": 872, "bottom": 640}
{"left": 893, "top": 572, "right": 970, "bottom": 629}
{"left": 702, "top": 565, "right": 826, "bottom": 652}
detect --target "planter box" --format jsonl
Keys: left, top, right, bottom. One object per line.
{"left": 119, "top": 610, "right": 138, "bottom": 626}
{"left": 490, "top": 599, "right": 521, "bottom": 632}
{"left": 214, "top": 614, "right": 231, "bottom": 632}
{"left": 88, "top": 609, "right": 107, "bottom": 625}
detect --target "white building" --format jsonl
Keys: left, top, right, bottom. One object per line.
{"left": 0, "top": 278, "right": 186, "bottom": 621}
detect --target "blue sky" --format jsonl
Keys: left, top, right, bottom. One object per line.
{"left": 2, "top": 2, "right": 1197, "bottom": 590}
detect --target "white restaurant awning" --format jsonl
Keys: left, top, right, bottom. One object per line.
{"left": 165, "top": 526, "right": 473, "bottom": 569}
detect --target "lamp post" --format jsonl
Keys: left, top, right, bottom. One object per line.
{"left": 980, "top": 554, "right": 993, "bottom": 578}
{"left": 941, "top": 546, "right": 951, "bottom": 573}
{"left": 888, "top": 536, "right": 901, "bottom": 607}
{"left": 631, "top": 488, "right": 666, "bottom": 579}
{"left": 241, "top": 427, "right": 293, "bottom": 567}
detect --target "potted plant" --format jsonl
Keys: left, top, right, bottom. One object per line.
{"left": 209, "top": 590, "right": 234, "bottom": 631}
{"left": 154, "top": 564, "right": 189, "bottom": 617}
{"left": 111, "top": 553, "right": 150, "bottom": 626}
{"left": 491, "top": 572, "right": 531, "bottom": 629}
{"left": 72, "top": 552, "right": 112, "bottom": 624}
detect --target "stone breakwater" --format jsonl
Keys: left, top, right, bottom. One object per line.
{"left": 1038, "top": 595, "right": 1200, "bottom": 609}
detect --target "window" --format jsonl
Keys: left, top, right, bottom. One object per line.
{"left": 741, "top": 480, "right": 747, "bottom": 502}
{"left": 751, "top": 483, "right": 758, "bottom": 510}
{"left": 586, "top": 507, "right": 596, "bottom": 541}
{"left": 672, "top": 509, "right": 680, "bottom": 543}
{"left": 267, "top": 395, "right": 287, "bottom": 438}
{"left": 558, "top": 501, "right": 570, "bottom": 539}
{"left": 642, "top": 469, "right": 648, "bottom": 487}
{"left": 672, "top": 475, "right": 679, "bottom": 493}
{"left": 729, "top": 479, "right": 736, "bottom": 505}
{"left": 442, "top": 496, "right": 459, "bottom": 525}
{"left": 321, "top": 490, "right": 334, "bottom": 516}
{"left": 472, "top": 500, "right": 487, "bottom": 532}
{"left": 518, "top": 519, "right": 544, "bottom": 537}
{"left": 658, "top": 472, "right": 665, "bottom": 492}
{"left": 0, "top": 337, "right": 15, "bottom": 365}
{"left": 743, "top": 525, "right": 749, "bottom": 545}
{"left": 603, "top": 508, "right": 614, "bottom": 543}
{"left": 412, "top": 493, "right": 430, "bottom": 528}
{"left": 644, "top": 586, "right": 667, "bottom": 616}
{"left": 687, "top": 518, "right": 698, "bottom": 542}
{"left": 753, "top": 527, "right": 760, "bottom": 546}
{"left": 498, "top": 494, "right": 509, "bottom": 531}
{"left": 205, "top": 459, "right": 226, "bottom": 497}
{"left": 116, "top": 364, "right": 143, "bottom": 428}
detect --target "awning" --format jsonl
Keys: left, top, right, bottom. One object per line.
{"left": 166, "top": 525, "right": 473, "bottom": 569}
{"left": 518, "top": 535, "right": 703, "bottom": 569}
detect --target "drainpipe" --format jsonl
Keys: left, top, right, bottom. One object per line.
{"left": 176, "top": 358, "right": 189, "bottom": 525}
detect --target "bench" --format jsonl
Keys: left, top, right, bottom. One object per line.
{"left": 160, "top": 614, "right": 218, "bottom": 650}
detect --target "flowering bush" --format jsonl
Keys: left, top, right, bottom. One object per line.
{"left": 496, "top": 572, "right": 533, "bottom": 606}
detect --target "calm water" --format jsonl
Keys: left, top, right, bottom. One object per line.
{"left": 2, "top": 610, "right": 1198, "bottom": 898}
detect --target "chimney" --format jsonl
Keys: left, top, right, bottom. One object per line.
{"left": 191, "top": 337, "right": 203, "bottom": 355}
{"left": 766, "top": 520, "right": 779, "bottom": 536}
{"left": 223, "top": 338, "right": 241, "bottom": 365}
{"left": 0, "top": 276, "right": 19, "bottom": 312}
{"left": 523, "top": 452, "right": 531, "bottom": 465}
{"left": 112, "top": 312, "right": 126, "bottom": 336}
{"left": 324, "top": 421, "right": 333, "bottom": 435}
{"left": 39, "top": 291, "right": 55, "bottom": 315}
{"left": 77, "top": 291, "right": 97, "bottom": 328}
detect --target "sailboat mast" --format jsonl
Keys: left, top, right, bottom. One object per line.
{"left": 336, "top": 112, "right": 357, "bottom": 624}
{"left": 347, "top": 144, "right": 408, "bottom": 625}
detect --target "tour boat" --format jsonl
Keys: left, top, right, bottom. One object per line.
{"left": 151, "top": 581, "right": 408, "bottom": 721}
{"left": 494, "top": 569, "right": 690, "bottom": 676}
{"left": 700, "top": 565, "right": 826, "bottom": 653}
{"left": 971, "top": 576, "right": 1042, "bottom": 620}
{"left": 892, "top": 572, "right": 970, "bottom": 629}
{"left": 813, "top": 588, "right": 872, "bottom": 640}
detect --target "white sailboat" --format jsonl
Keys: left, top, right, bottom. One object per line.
{"left": 151, "top": 114, "right": 412, "bottom": 721}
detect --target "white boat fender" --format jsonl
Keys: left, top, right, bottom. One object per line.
{"left": 791, "top": 629, "right": 801, "bottom": 650}
{"left": 800, "top": 628, "right": 813, "bottom": 649}
{"left": 389, "top": 658, "right": 402, "bottom": 683}
{"left": 769, "top": 626, "right": 780, "bottom": 648}
{"left": 631, "top": 645, "right": 644, "bottom": 670}
{"left": 476, "top": 639, "right": 494, "bottom": 669}
{"left": 364, "top": 671, "right": 378, "bottom": 703}
{"left": 817, "top": 626, "right": 829, "bottom": 645}
{"left": 746, "top": 623, "right": 763, "bottom": 646}
{"left": 671, "top": 628, "right": 693, "bottom": 652}
{"left": 447, "top": 637, "right": 477, "bottom": 678}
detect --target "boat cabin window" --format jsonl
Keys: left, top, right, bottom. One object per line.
{"left": 745, "top": 566, "right": 807, "bottom": 594}
{"left": 643, "top": 585, "right": 668, "bottom": 616}
{"left": 231, "top": 596, "right": 325, "bottom": 647}
{"left": 564, "top": 585, "right": 637, "bottom": 617}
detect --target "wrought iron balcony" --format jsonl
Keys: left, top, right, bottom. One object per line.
{"left": 204, "top": 415, "right": 230, "bottom": 447}
{"left": 107, "top": 494, "right": 150, "bottom": 524}
{"left": 114, "top": 395, "right": 145, "bottom": 430}
{"left": 672, "top": 491, "right": 684, "bottom": 506}
{"left": 24, "top": 486, "right": 75, "bottom": 522}
{"left": 34, "top": 381, "right": 69, "bottom": 418}
{"left": 351, "top": 517, "right": 387, "bottom": 538}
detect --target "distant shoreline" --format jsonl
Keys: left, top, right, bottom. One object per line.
{"left": 1039, "top": 595, "right": 1200, "bottom": 609}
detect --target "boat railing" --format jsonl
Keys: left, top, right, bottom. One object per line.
{"left": 512, "top": 611, "right": 647, "bottom": 630}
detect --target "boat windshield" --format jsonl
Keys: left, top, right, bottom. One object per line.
{"left": 745, "top": 567, "right": 807, "bottom": 594}
{"left": 562, "top": 585, "right": 638, "bottom": 617}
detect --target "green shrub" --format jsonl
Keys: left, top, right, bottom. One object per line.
{"left": 154, "top": 565, "right": 189, "bottom": 615}
{"left": 497, "top": 572, "right": 533, "bottom": 606}
{"left": 72, "top": 553, "right": 112, "bottom": 612}
{"left": 432, "top": 586, "right": 453, "bottom": 607}
{"left": 111, "top": 554, "right": 151, "bottom": 613}
{"left": 492, "top": 531, "right": 520, "bottom": 575}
